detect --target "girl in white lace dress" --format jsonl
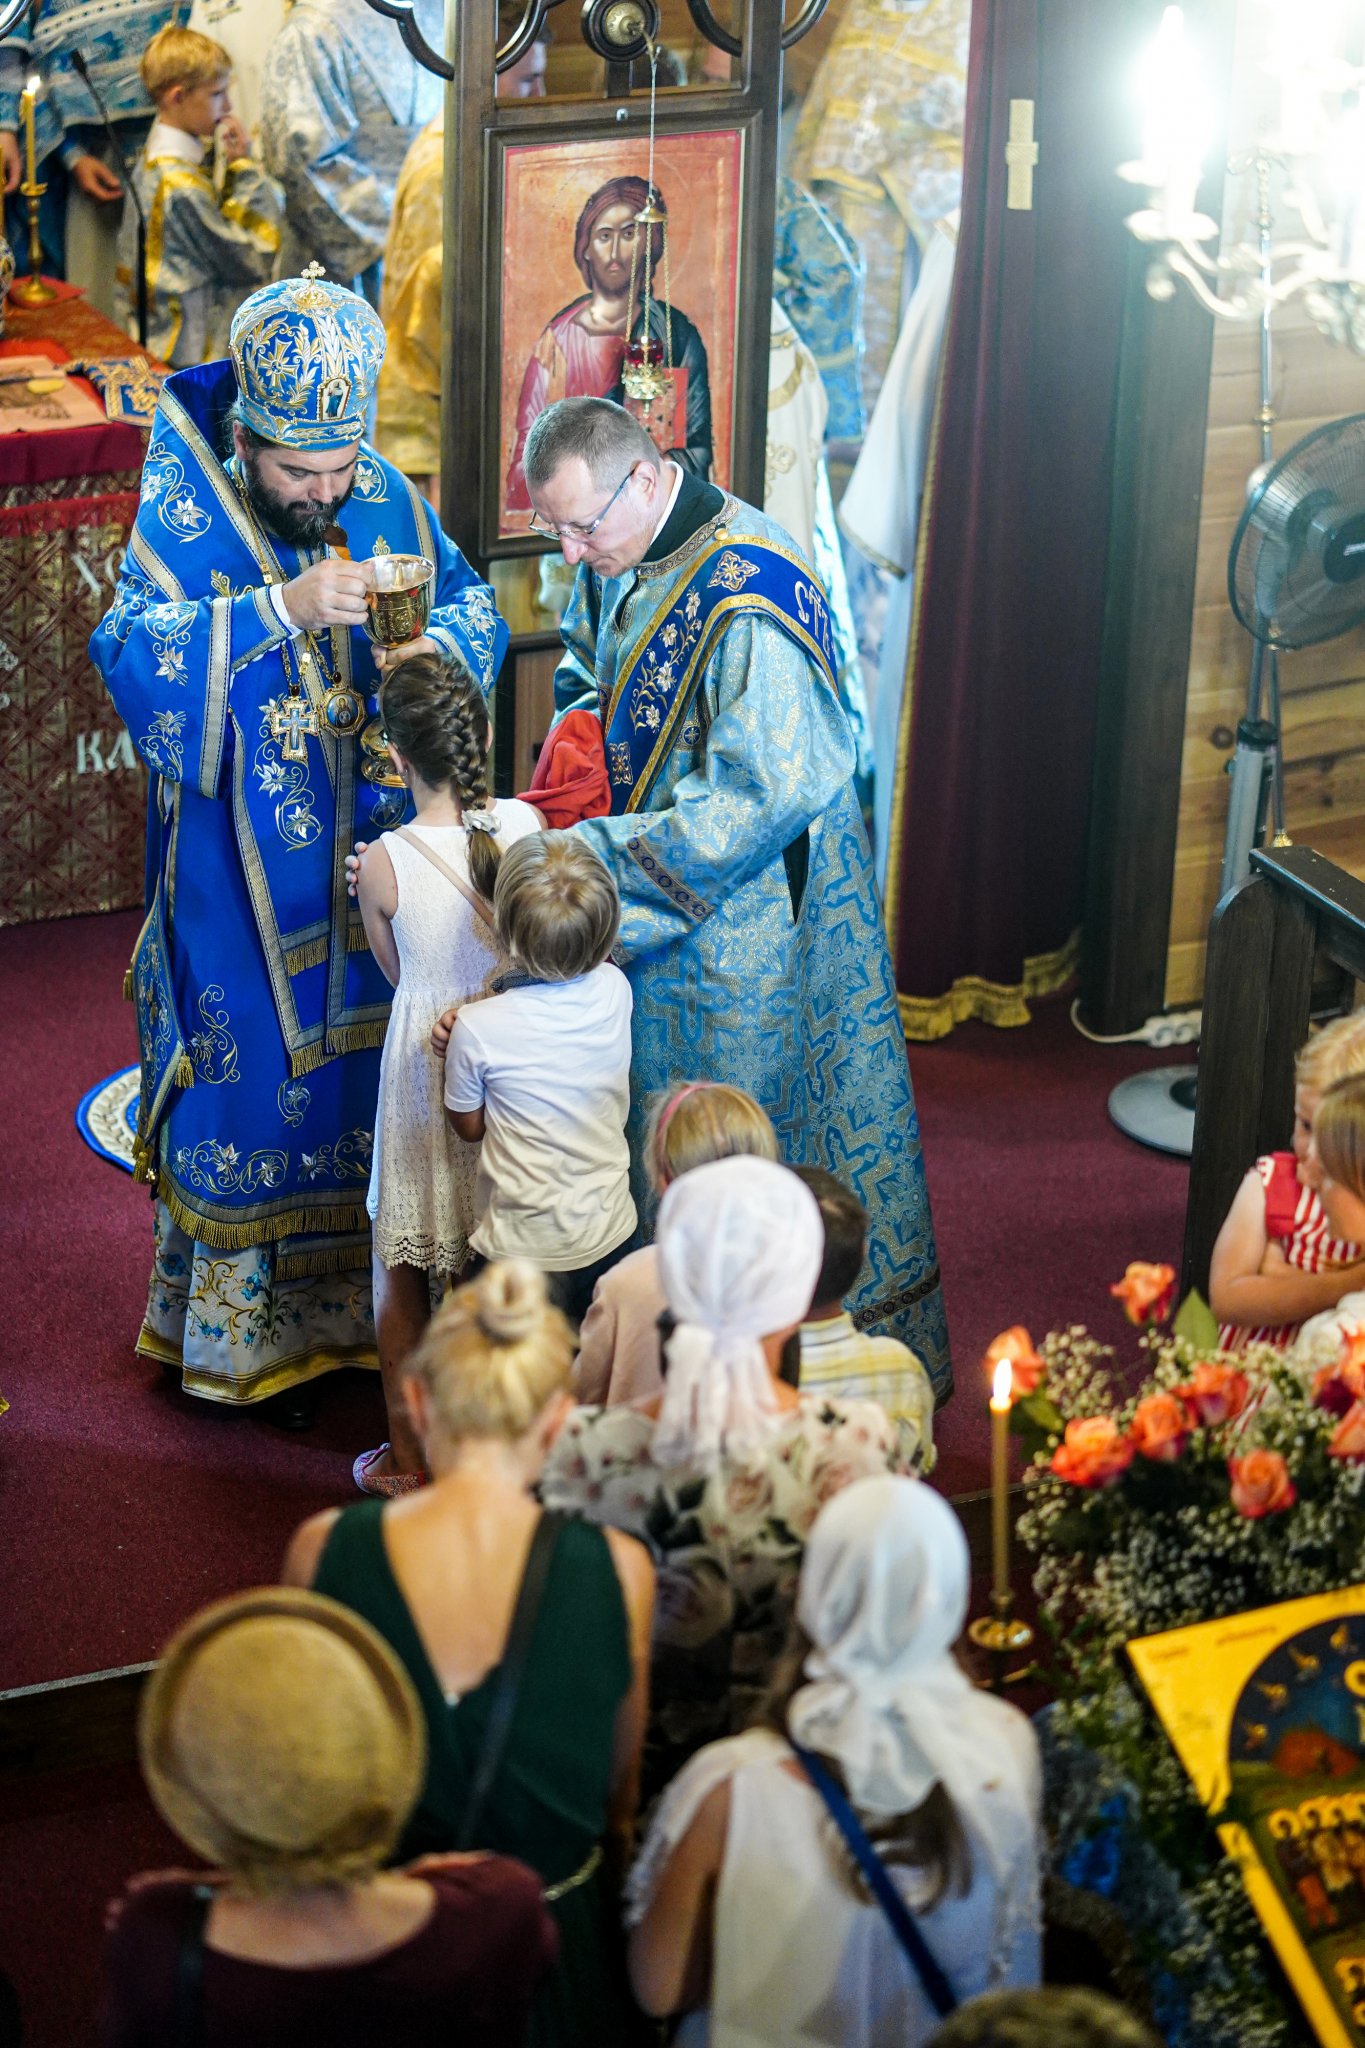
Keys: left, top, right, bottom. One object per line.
{"left": 354, "top": 652, "right": 542, "bottom": 1495}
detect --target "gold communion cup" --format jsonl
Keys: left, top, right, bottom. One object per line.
{"left": 361, "top": 554, "right": 436, "bottom": 646}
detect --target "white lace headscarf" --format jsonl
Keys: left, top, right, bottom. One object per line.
{"left": 787, "top": 1476, "right": 1040, "bottom": 1910}
{"left": 651, "top": 1156, "right": 824, "bottom": 1471}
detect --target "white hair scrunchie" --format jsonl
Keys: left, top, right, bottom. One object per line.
{"left": 464, "top": 808, "right": 500, "bottom": 834}
{"left": 653, "top": 1157, "right": 824, "bottom": 1471}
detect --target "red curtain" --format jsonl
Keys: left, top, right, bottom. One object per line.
{"left": 884, "top": 0, "right": 1152, "bottom": 1039}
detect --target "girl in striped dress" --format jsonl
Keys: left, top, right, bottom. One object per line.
{"left": 1211, "top": 1010, "right": 1365, "bottom": 1352}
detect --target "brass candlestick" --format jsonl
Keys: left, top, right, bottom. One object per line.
{"left": 968, "top": 1592, "right": 1034, "bottom": 1695}
{"left": 12, "top": 177, "right": 55, "bottom": 305}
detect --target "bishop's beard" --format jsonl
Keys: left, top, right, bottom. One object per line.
{"left": 240, "top": 450, "right": 355, "bottom": 550}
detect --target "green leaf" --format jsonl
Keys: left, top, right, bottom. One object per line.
{"left": 1172, "top": 1287, "right": 1220, "bottom": 1353}
{"left": 1016, "top": 1391, "right": 1065, "bottom": 1435}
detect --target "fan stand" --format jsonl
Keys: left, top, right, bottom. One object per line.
{"left": 1108, "top": 176, "right": 1286, "bottom": 1159}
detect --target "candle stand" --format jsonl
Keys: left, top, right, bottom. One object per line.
{"left": 968, "top": 1596, "right": 1034, "bottom": 1697}
{"left": 12, "top": 177, "right": 54, "bottom": 306}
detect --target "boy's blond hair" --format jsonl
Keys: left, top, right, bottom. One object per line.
{"left": 1297, "top": 1008, "right": 1365, "bottom": 1093}
{"left": 142, "top": 24, "right": 231, "bottom": 101}
{"left": 1313, "top": 1074, "right": 1365, "bottom": 1203}
{"left": 644, "top": 1081, "right": 777, "bottom": 1192}
{"left": 492, "top": 831, "right": 619, "bottom": 981}
{"left": 404, "top": 1260, "right": 575, "bottom": 1443}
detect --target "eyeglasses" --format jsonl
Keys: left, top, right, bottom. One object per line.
{"left": 528, "top": 464, "right": 638, "bottom": 542}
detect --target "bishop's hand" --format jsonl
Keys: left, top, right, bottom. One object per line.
{"left": 280, "top": 560, "right": 369, "bottom": 632}
{"left": 345, "top": 840, "right": 370, "bottom": 899}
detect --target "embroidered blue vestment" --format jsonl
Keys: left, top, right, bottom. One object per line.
{"left": 89, "top": 359, "right": 506, "bottom": 1397}
{"left": 557, "top": 482, "right": 951, "bottom": 1398}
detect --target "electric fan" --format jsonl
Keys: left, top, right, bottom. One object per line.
{"left": 1108, "top": 413, "right": 1365, "bottom": 1157}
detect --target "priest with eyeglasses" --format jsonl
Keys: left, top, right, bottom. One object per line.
{"left": 519, "top": 395, "right": 950, "bottom": 1394}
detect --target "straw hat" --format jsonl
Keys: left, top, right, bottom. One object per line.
{"left": 139, "top": 1587, "right": 426, "bottom": 1893}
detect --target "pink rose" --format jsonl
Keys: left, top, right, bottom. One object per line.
{"left": 1129, "top": 1392, "right": 1191, "bottom": 1463}
{"left": 1050, "top": 1417, "right": 1135, "bottom": 1489}
{"left": 1228, "top": 1449, "right": 1296, "bottom": 1518}
{"left": 984, "top": 1326, "right": 1045, "bottom": 1399}
{"left": 1110, "top": 1262, "right": 1176, "bottom": 1326}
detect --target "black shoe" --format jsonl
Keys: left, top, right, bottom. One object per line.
{"left": 261, "top": 1383, "right": 320, "bottom": 1431}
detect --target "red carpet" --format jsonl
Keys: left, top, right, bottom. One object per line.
{"left": 1, "top": 907, "right": 1191, "bottom": 2046}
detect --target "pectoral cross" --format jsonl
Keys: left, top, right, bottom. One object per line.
{"left": 1005, "top": 100, "right": 1039, "bottom": 211}
{"left": 269, "top": 693, "right": 317, "bottom": 763}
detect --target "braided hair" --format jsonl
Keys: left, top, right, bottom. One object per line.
{"left": 379, "top": 651, "right": 501, "bottom": 899}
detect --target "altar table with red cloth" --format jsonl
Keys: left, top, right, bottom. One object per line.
{"left": 0, "top": 294, "right": 155, "bottom": 926}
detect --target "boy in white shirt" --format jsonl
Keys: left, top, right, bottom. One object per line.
{"left": 442, "top": 832, "right": 636, "bottom": 1321}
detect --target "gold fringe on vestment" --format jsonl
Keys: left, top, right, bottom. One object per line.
{"left": 283, "top": 933, "right": 329, "bottom": 975}
{"left": 157, "top": 1177, "right": 370, "bottom": 1251}
{"left": 275, "top": 1240, "right": 373, "bottom": 1280}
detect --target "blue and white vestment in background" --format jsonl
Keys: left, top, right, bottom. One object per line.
{"left": 90, "top": 357, "right": 505, "bottom": 1401}
{"left": 260, "top": 0, "right": 444, "bottom": 298}
{"left": 557, "top": 470, "right": 950, "bottom": 1396}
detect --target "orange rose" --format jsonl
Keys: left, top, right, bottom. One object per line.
{"left": 1110, "top": 1261, "right": 1177, "bottom": 1326}
{"left": 1228, "top": 1449, "right": 1296, "bottom": 1518}
{"left": 984, "top": 1326, "right": 1045, "bottom": 1399}
{"left": 1050, "top": 1416, "right": 1136, "bottom": 1489}
{"left": 1129, "top": 1392, "right": 1191, "bottom": 1463}
{"left": 1329, "top": 1399, "right": 1365, "bottom": 1462}
{"left": 1176, "top": 1361, "right": 1251, "bottom": 1428}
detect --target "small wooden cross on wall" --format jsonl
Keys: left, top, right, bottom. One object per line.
{"left": 1005, "top": 99, "right": 1039, "bottom": 211}
{"left": 269, "top": 693, "right": 317, "bottom": 763}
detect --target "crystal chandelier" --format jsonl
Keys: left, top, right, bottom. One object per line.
{"left": 1120, "top": 1, "right": 1365, "bottom": 351}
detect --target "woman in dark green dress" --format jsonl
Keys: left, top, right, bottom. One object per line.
{"left": 284, "top": 1260, "right": 655, "bottom": 2048}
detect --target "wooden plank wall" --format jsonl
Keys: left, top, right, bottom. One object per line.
{"left": 1164, "top": 7, "right": 1365, "bottom": 1005}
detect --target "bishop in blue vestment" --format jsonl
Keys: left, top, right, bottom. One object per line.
{"left": 529, "top": 399, "right": 950, "bottom": 1397}
{"left": 89, "top": 270, "right": 507, "bottom": 1403}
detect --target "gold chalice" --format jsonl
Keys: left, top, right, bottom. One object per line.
{"left": 360, "top": 554, "right": 435, "bottom": 646}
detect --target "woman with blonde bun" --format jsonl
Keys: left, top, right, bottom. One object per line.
{"left": 104, "top": 1586, "right": 557, "bottom": 2046}
{"left": 575, "top": 1080, "right": 778, "bottom": 1407}
{"left": 282, "top": 1259, "right": 654, "bottom": 2048}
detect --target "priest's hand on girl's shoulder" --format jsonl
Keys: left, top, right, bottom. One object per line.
{"left": 372, "top": 635, "right": 439, "bottom": 674}
{"left": 280, "top": 560, "right": 369, "bottom": 631}
{"left": 345, "top": 841, "right": 371, "bottom": 899}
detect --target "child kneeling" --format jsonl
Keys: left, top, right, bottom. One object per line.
{"left": 442, "top": 834, "right": 635, "bottom": 1321}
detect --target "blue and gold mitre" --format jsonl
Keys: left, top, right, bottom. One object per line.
{"left": 229, "top": 264, "right": 386, "bottom": 451}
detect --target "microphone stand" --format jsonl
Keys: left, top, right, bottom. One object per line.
{"left": 68, "top": 45, "right": 146, "bottom": 348}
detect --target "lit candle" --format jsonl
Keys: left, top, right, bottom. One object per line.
{"left": 21, "top": 73, "right": 37, "bottom": 190}
{"left": 990, "top": 1357, "right": 1013, "bottom": 1606}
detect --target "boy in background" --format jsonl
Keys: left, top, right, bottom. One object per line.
{"left": 117, "top": 24, "right": 280, "bottom": 366}
{"left": 794, "top": 1164, "right": 937, "bottom": 1473}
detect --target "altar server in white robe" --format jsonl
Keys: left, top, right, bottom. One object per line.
{"left": 838, "top": 213, "right": 958, "bottom": 890}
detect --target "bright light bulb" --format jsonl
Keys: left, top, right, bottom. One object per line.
{"left": 1136, "top": 6, "right": 1213, "bottom": 227}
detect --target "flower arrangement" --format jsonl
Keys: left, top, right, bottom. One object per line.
{"left": 1009, "top": 1267, "right": 1365, "bottom": 2048}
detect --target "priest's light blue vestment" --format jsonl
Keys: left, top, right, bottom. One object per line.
{"left": 260, "top": 0, "right": 444, "bottom": 298}
{"left": 89, "top": 272, "right": 506, "bottom": 1402}
{"left": 557, "top": 467, "right": 950, "bottom": 1396}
